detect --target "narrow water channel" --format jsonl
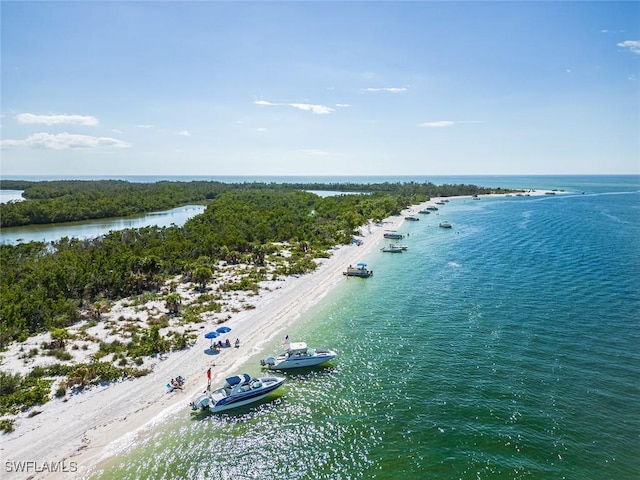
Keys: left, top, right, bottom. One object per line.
{"left": 0, "top": 203, "right": 206, "bottom": 245}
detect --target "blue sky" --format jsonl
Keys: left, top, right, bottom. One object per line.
{"left": 1, "top": 1, "right": 638, "bottom": 176}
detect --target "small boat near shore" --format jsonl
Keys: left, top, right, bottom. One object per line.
{"left": 439, "top": 221, "right": 452, "bottom": 229}
{"left": 383, "top": 232, "right": 405, "bottom": 239}
{"left": 405, "top": 215, "right": 420, "bottom": 221}
{"left": 418, "top": 209, "right": 431, "bottom": 214}
{"left": 261, "top": 342, "right": 337, "bottom": 370}
{"left": 190, "top": 373, "right": 285, "bottom": 413}
{"left": 344, "top": 263, "right": 373, "bottom": 277}
{"left": 381, "top": 245, "right": 404, "bottom": 253}
{"left": 389, "top": 243, "right": 408, "bottom": 250}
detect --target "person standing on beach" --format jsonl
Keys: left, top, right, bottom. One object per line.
{"left": 207, "top": 367, "right": 212, "bottom": 390}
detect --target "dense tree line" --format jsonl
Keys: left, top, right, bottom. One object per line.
{"left": 0, "top": 181, "right": 516, "bottom": 422}
{"left": 0, "top": 180, "right": 519, "bottom": 227}
{"left": 0, "top": 180, "right": 227, "bottom": 227}
{"left": 285, "top": 181, "right": 518, "bottom": 197}
{"left": 0, "top": 188, "right": 423, "bottom": 345}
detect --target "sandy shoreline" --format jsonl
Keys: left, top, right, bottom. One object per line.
{"left": 0, "top": 191, "right": 554, "bottom": 479}
{"left": 2, "top": 204, "right": 413, "bottom": 480}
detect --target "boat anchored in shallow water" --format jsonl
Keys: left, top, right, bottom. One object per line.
{"left": 383, "top": 232, "right": 405, "bottom": 239}
{"left": 190, "top": 373, "right": 285, "bottom": 413}
{"left": 261, "top": 342, "right": 337, "bottom": 370}
{"left": 381, "top": 245, "right": 404, "bottom": 253}
{"left": 344, "top": 263, "right": 373, "bottom": 277}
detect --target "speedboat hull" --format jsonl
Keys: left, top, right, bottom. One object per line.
{"left": 261, "top": 342, "right": 337, "bottom": 370}
{"left": 264, "top": 353, "right": 336, "bottom": 370}
{"left": 210, "top": 378, "right": 284, "bottom": 412}
{"left": 191, "top": 374, "right": 285, "bottom": 413}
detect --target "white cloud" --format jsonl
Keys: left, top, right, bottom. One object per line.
{"left": 254, "top": 100, "right": 335, "bottom": 115}
{"left": 1, "top": 132, "right": 130, "bottom": 149}
{"left": 335, "top": 103, "right": 351, "bottom": 108}
{"left": 419, "top": 121, "right": 455, "bottom": 128}
{"left": 176, "top": 130, "right": 191, "bottom": 136}
{"left": 136, "top": 124, "right": 153, "bottom": 129}
{"left": 16, "top": 113, "right": 99, "bottom": 126}
{"left": 290, "top": 103, "right": 335, "bottom": 114}
{"left": 617, "top": 40, "right": 640, "bottom": 55}
{"left": 257, "top": 127, "right": 267, "bottom": 132}
{"left": 364, "top": 87, "right": 407, "bottom": 93}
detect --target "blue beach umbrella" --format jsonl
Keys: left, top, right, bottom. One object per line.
{"left": 216, "top": 326, "right": 232, "bottom": 334}
{"left": 204, "top": 331, "right": 219, "bottom": 348}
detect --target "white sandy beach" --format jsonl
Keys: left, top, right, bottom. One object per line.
{"left": 0, "top": 191, "right": 553, "bottom": 479}
{"left": 1, "top": 205, "right": 414, "bottom": 480}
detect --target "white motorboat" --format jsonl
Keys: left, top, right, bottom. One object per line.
{"left": 261, "top": 342, "right": 337, "bottom": 370}
{"left": 190, "top": 373, "right": 285, "bottom": 413}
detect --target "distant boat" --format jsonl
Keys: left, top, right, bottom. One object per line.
{"left": 381, "top": 245, "right": 404, "bottom": 253}
{"left": 418, "top": 209, "right": 431, "bottom": 214}
{"left": 426, "top": 206, "right": 438, "bottom": 211}
{"left": 389, "top": 243, "right": 408, "bottom": 250}
{"left": 261, "top": 342, "right": 336, "bottom": 370}
{"left": 190, "top": 373, "right": 285, "bottom": 413}
{"left": 383, "top": 232, "right": 405, "bottom": 239}
{"left": 435, "top": 201, "right": 445, "bottom": 205}
{"left": 344, "top": 263, "right": 373, "bottom": 277}
{"left": 405, "top": 215, "right": 420, "bottom": 221}
{"left": 439, "top": 222, "right": 452, "bottom": 229}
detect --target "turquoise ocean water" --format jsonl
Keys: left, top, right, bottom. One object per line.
{"left": 71, "top": 175, "right": 637, "bottom": 479}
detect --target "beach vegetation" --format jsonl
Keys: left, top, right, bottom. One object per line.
{"left": 0, "top": 372, "right": 52, "bottom": 414}
{"left": 54, "top": 385, "right": 66, "bottom": 398}
{"left": 127, "top": 326, "right": 168, "bottom": 358}
{"left": 148, "top": 315, "right": 169, "bottom": 329}
{"left": 0, "top": 371, "right": 22, "bottom": 396}
{"left": 49, "top": 349, "right": 73, "bottom": 361}
{"left": 193, "top": 265, "right": 212, "bottom": 290}
{"left": 164, "top": 292, "right": 182, "bottom": 315}
{"left": 0, "top": 180, "right": 515, "bottom": 414}
{"left": 0, "top": 418, "right": 15, "bottom": 434}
